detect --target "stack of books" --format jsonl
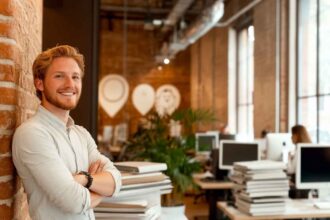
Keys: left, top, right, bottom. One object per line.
{"left": 94, "top": 161, "right": 172, "bottom": 220}
{"left": 95, "top": 200, "right": 159, "bottom": 220}
{"left": 230, "top": 160, "right": 289, "bottom": 216}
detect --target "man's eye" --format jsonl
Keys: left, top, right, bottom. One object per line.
{"left": 73, "top": 76, "right": 81, "bottom": 80}
{"left": 55, "top": 75, "right": 63, "bottom": 78}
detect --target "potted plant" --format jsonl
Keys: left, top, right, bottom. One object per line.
{"left": 125, "top": 108, "right": 216, "bottom": 207}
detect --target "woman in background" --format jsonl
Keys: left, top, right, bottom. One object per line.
{"left": 288, "top": 124, "right": 312, "bottom": 199}
{"left": 288, "top": 124, "right": 312, "bottom": 174}
{"left": 291, "top": 125, "right": 312, "bottom": 145}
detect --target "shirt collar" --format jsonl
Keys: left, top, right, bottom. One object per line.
{"left": 38, "top": 105, "right": 75, "bottom": 130}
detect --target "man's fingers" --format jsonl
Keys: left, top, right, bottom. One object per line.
{"left": 89, "top": 160, "right": 100, "bottom": 174}
{"left": 96, "top": 162, "right": 105, "bottom": 173}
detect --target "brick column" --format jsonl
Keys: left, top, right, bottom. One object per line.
{"left": 0, "top": 0, "right": 42, "bottom": 219}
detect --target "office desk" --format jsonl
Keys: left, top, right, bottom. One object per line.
{"left": 194, "top": 176, "right": 234, "bottom": 220}
{"left": 217, "top": 199, "right": 330, "bottom": 220}
{"left": 194, "top": 177, "right": 234, "bottom": 190}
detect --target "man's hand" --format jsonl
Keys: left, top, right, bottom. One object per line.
{"left": 89, "top": 160, "right": 105, "bottom": 174}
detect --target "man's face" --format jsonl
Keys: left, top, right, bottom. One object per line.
{"left": 35, "top": 57, "right": 82, "bottom": 111}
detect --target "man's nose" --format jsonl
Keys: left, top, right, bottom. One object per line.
{"left": 64, "top": 76, "right": 75, "bottom": 87}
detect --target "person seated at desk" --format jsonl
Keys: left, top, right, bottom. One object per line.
{"left": 287, "top": 124, "right": 312, "bottom": 198}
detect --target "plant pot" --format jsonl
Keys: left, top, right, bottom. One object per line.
{"left": 160, "top": 205, "right": 187, "bottom": 220}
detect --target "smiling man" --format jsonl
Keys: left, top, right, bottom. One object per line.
{"left": 12, "top": 45, "right": 121, "bottom": 220}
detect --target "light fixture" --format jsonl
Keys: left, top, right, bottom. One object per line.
{"left": 157, "top": 65, "right": 163, "bottom": 71}
{"left": 163, "top": 58, "right": 170, "bottom": 65}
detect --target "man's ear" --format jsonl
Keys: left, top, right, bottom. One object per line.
{"left": 34, "top": 78, "right": 44, "bottom": 92}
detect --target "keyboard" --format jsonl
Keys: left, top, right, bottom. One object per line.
{"left": 314, "top": 201, "right": 330, "bottom": 209}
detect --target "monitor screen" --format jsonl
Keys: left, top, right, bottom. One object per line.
{"left": 266, "top": 133, "right": 294, "bottom": 163}
{"left": 219, "top": 133, "right": 236, "bottom": 141}
{"left": 195, "top": 133, "right": 218, "bottom": 153}
{"left": 219, "top": 140, "right": 260, "bottom": 170}
{"left": 296, "top": 144, "right": 330, "bottom": 190}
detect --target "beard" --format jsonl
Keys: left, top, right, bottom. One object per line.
{"left": 43, "top": 88, "right": 80, "bottom": 110}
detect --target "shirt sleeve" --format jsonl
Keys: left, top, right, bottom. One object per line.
{"left": 12, "top": 125, "right": 91, "bottom": 214}
{"left": 82, "top": 127, "right": 122, "bottom": 196}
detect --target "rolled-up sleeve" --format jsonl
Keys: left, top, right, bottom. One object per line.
{"left": 12, "top": 126, "right": 91, "bottom": 214}
{"left": 82, "top": 128, "right": 122, "bottom": 196}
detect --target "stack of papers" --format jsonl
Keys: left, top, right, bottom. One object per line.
{"left": 95, "top": 161, "right": 172, "bottom": 220}
{"left": 95, "top": 200, "right": 159, "bottom": 220}
{"left": 115, "top": 161, "right": 173, "bottom": 195}
{"left": 230, "top": 160, "right": 289, "bottom": 216}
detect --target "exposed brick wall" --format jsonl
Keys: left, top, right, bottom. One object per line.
{"left": 254, "top": 0, "right": 289, "bottom": 137}
{"left": 190, "top": 0, "right": 289, "bottom": 136}
{"left": 99, "top": 19, "right": 191, "bottom": 135}
{"left": 0, "top": 0, "right": 42, "bottom": 219}
{"left": 254, "top": 0, "right": 277, "bottom": 137}
{"left": 190, "top": 28, "right": 229, "bottom": 132}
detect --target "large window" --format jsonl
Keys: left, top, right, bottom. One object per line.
{"left": 297, "top": 0, "right": 330, "bottom": 143}
{"left": 236, "top": 25, "right": 255, "bottom": 138}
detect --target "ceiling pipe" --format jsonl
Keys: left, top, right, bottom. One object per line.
{"left": 159, "top": 0, "right": 224, "bottom": 61}
{"left": 161, "top": 0, "right": 195, "bottom": 32}
{"left": 215, "top": 0, "right": 263, "bottom": 27}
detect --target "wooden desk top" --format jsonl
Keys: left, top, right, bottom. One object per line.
{"left": 193, "top": 177, "right": 234, "bottom": 190}
{"left": 218, "top": 200, "right": 330, "bottom": 220}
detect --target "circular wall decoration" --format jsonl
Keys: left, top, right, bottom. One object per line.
{"left": 99, "top": 74, "right": 129, "bottom": 118}
{"left": 132, "top": 84, "right": 155, "bottom": 116}
{"left": 155, "top": 84, "right": 181, "bottom": 117}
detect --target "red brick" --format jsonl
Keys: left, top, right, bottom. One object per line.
{"left": 0, "top": 88, "right": 17, "bottom": 105}
{"left": 0, "top": 136, "right": 12, "bottom": 154}
{"left": 0, "top": 43, "right": 17, "bottom": 60}
{"left": 0, "top": 64, "right": 16, "bottom": 82}
{"left": 0, "top": 157, "right": 14, "bottom": 176}
{"left": 0, "top": 179, "right": 14, "bottom": 199}
{"left": 0, "top": 22, "right": 17, "bottom": 40}
{"left": 0, "top": 204, "right": 13, "bottom": 219}
{"left": 0, "top": 0, "right": 13, "bottom": 16}
{"left": 0, "top": 111, "right": 16, "bottom": 130}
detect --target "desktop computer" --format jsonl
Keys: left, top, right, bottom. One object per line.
{"left": 296, "top": 144, "right": 330, "bottom": 209}
{"left": 219, "top": 140, "right": 260, "bottom": 170}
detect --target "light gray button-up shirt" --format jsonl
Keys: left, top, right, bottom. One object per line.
{"left": 12, "top": 106, "right": 121, "bottom": 220}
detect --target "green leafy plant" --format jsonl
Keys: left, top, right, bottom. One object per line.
{"left": 125, "top": 108, "right": 216, "bottom": 206}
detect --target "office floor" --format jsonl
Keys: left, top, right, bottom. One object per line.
{"left": 184, "top": 194, "right": 209, "bottom": 220}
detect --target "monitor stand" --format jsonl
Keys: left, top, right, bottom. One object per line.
{"left": 214, "top": 169, "right": 229, "bottom": 181}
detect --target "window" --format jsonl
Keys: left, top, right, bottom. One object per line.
{"left": 236, "top": 25, "right": 255, "bottom": 139}
{"left": 297, "top": 0, "right": 330, "bottom": 143}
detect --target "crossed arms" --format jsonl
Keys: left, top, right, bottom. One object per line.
{"left": 73, "top": 159, "right": 116, "bottom": 208}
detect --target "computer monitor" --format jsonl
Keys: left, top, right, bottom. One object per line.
{"left": 266, "top": 133, "right": 294, "bottom": 163}
{"left": 296, "top": 144, "right": 330, "bottom": 198}
{"left": 206, "top": 131, "right": 220, "bottom": 147}
{"left": 219, "top": 140, "right": 260, "bottom": 170}
{"left": 195, "top": 133, "right": 218, "bottom": 154}
{"left": 219, "top": 133, "right": 236, "bottom": 142}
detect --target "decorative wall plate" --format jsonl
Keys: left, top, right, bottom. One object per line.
{"left": 99, "top": 74, "right": 129, "bottom": 118}
{"left": 155, "top": 84, "right": 181, "bottom": 117}
{"left": 132, "top": 84, "right": 155, "bottom": 116}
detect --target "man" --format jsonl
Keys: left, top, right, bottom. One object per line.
{"left": 12, "top": 45, "right": 121, "bottom": 219}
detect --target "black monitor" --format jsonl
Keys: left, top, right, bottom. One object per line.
{"left": 219, "top": 140, "right": 260, "bottom": 170}
{"left": 219, "top": 133, "right": 236, "bottom": 141}
{"left": 296, "top": 144, "right": 330, "bottom": 189}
